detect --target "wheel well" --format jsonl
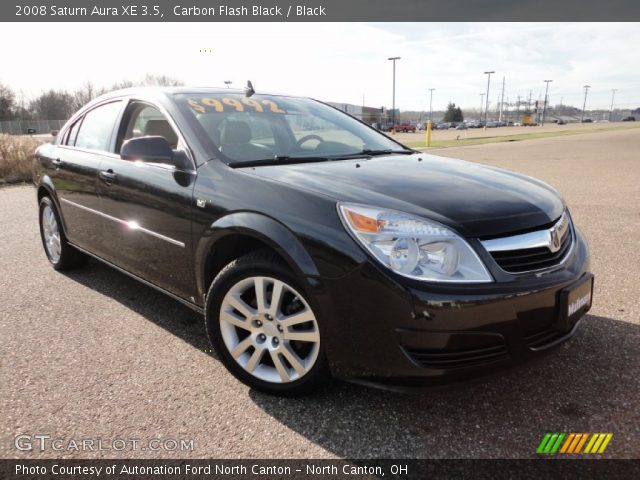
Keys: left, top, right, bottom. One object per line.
{"left": 37, "top": 186, "right": 50, "bottom": 202}
{"left": 204, "top": 234, "right": 287, "bottom": 292}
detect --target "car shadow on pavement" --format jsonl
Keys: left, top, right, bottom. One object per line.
{"left": 248, "top": 314, "right": 640, "bottom": 458}
{"left": 62, "top": 259, "right": 215, "bottom": 357}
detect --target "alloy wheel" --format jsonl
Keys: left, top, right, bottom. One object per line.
{"left": 219, "top": 276, "right": 320, "bottom": 383}
{"left": 42, "top": 205, "right": 62, "bottom": 263}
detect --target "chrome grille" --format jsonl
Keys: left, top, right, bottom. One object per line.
{"left": 481, "top": 212, "right": 573, "bottom": 274}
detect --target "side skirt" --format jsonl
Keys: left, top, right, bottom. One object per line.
{"left": 69, "top": 242, "right": 205, "bottom": 315}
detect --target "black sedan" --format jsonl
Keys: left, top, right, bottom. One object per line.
{"left": 33, "top": 87, "right": 593, "bottom": 395}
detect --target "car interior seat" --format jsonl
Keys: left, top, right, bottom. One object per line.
{"left": 144, "top": 119, "right": 179, "bottom": 149}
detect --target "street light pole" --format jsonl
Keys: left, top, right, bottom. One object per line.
{"left": 224, "top": 80, "right": 232, "bottom": 88}
{"left": 428, "top": 88, "right": 435, "bottom": 123}
{"left": 388, "top": 57, "right": 401, "bottom": 131}
{"left": 541, "top": 80, "right": 552, "bottom": 126}
{"left": 484, "top": 71, "right": 495, "bottom": 127}
{"left": 609, "top": 89, "right": 617, "bottom": 121}
{"left": 581, "top": 85, "right": 591, "bottom": 123}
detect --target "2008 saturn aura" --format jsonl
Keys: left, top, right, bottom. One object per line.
{"left": 33, "top": 87, "right": 593, "bottom": 395}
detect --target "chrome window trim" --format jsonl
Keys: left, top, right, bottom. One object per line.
{"left": 480, "top": 212, "right": 574, "bottom": 275}
{"left": 60, "top": 198, "right": 185, "bottom": 248}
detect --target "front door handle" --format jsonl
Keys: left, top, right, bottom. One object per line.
{"left": 99, "top": 169, "right": 117, "bottom": 185}
{"left": 52, "top": 158, "right": 62, "bottom": 169}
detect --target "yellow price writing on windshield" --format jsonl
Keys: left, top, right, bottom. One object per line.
{"left": 187, "top": 97, "right": 286, "bottom": 114}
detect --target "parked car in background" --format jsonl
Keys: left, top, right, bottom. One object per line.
{"left": 622, "top": 116, "right": 636, "bottom": 121}
{"left": 33, "top": 87, "right": 593, "bottom": 396}
{"left": 435, "top": 122, "right": 451, "bottom": 130}
{"left": 394, "top": 123, "right": 416, "bottom": 133}
{"left": 456, "top": 123, "right": 468, "bottom": 130}
{"left": 582, "top": 118, "right": 593, "bottom": 123}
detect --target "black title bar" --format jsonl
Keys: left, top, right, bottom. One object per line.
{"left": 4, "top": 0, "right": 640, "bottom": 22}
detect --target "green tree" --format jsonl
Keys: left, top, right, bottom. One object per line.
{"left": 443, "top": 102, "right": 464, "bottom": 122}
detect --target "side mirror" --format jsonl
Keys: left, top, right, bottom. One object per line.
{"left": 121, "top": 136, "right": 174, "bottom": 164}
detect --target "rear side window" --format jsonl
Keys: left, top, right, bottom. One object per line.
{"left": 64, "top": 119, "right": 82, "bottom": 146}
{"left": 74, "top": 102, "right": 122, "bottom": 152}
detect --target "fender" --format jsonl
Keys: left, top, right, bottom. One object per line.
{"left": 35, "top": 174, "right": 68, "bottom": 232}
{"left": 195, "top": 211, "right": 321, "bottom": 302}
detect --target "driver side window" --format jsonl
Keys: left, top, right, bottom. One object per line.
{"left": 117, "top": 103, "right": 180, "bottom": 153}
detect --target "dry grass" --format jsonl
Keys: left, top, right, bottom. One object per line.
{"left": 0, "top": 134, "right": 47, "bottom": 185}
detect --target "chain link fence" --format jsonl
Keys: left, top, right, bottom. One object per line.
{"left": 0, "top": 120, "right": 67, "bottom": 135}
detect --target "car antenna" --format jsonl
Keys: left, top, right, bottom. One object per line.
{"left": 245, "top": 80, "right": 255, "bottom": 97}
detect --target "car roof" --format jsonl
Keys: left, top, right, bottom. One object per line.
{"left": 94, "top": 86, "right": 306, "bottom": 102}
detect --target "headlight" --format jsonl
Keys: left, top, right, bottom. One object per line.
{"left": 338, "top": 204, "right": 492, "bottom": 283}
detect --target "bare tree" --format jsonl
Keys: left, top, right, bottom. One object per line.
{"left": 71, "top": 81, "right": 105, "bottom": 111}
{"left": 29, "top": 90, "right": 75, "bottom": 120}
{"left": 0, "top": 82, "right": 16, "bottom": 120}
{"left": 142, "top": 74, "right": 184, "bottom": 87}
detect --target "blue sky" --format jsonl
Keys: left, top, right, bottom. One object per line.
{"left": 1, "top": 22, "right": 638, "bottom": 111}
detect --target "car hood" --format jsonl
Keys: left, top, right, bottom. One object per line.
{"left": 239, "top": 153, "right": 565, "bottom": 238}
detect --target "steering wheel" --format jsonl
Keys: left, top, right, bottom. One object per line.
{"left": 296, "top": 134, "right": 325, "bottom": 148}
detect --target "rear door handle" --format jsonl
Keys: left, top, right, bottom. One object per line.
{"left": 99, "top": 169, "right": 116, "bottom": 185}
{"left": 52, "top": 158, "right": 62, "bottom": 168}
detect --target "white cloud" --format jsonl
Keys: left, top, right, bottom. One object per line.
{"left": 0, "top": 22, "right": 638, "bottom": 110}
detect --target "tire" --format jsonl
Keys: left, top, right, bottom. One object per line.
{"left": 38, "top": 196, "right": 88, "bottom": 271}
{"left": 205, "top": 249, "right": 331, "bottom": 396}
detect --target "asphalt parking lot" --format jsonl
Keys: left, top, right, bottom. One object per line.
{"left": 1, "top": 127, "right": 639, "bottom": 459}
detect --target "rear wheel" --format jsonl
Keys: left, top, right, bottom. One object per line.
{"left": 38, "top": 196, "right": 88, "bottom": 271}
{"left": 205, "top": 250, "right": 330, "bottom": 396}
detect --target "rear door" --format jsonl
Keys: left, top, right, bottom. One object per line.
{"left": 96, "top": 100, "right": 197, "bottom": 301}
{"left": 52, "top": 100, "right": 123, "bottom": 256}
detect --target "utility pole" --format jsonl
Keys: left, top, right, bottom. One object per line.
{"left": 428, "top": 88, "right": 435, "bottom": 123}
{"left": 388, "top": 57, "right": 401, "bottom": 130}
{"left": 581, "top": 85, "right": 591, "bottom": 123}
{"left": 609, "top": 89, "right": 617, "bottom": 121}
{"left": 484, "top": 71, "right": 495, "bottom": 126}
{"left": 541, "top": 80, "right": 552, "bottom": 126}
{"left": 499, "top": 76, "right": 505, "bottom": 122}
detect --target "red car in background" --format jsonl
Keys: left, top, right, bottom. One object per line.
{"left": 394, "top": 123, "right": 416, "bottom": 132}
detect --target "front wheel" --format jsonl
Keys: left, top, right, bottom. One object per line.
{"left": 205, "top": 250, "right": 331, "bottom": 396}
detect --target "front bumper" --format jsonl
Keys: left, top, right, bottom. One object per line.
{"left": 316, "top": 227, "right": 592, "bottom": 387}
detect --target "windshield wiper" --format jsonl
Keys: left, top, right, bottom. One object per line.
{"left": 230, "top": 149, "right": 415, "bottom": 168}
{"left": 230, "top": 155, "right": 331, "bottom": 168}
{"left": 332, "top": 148, "right": 415, "bottom": 159}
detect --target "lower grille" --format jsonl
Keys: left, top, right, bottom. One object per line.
{"left": 404, "top": 344, "right": 509, "bottom": 369}
{"left": 525, "top": 326, "right": 567, "bottom": 350}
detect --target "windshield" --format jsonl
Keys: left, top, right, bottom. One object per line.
{"left": 175, "top": 93, "right": 411, "bottom": 165}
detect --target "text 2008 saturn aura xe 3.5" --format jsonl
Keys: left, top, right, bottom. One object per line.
{"left": 33, "top": 86, "right": 593, "bottom": 395}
